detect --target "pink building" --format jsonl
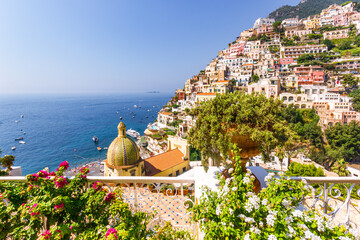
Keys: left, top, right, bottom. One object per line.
{"left": 274, "top": 58, "right": 296, "bottom": 71}
{"left": 256, "top": 24, "right": 274, "bottom": 34}
{"left": 334, "top": 14, "right": 349, "bottom": 27}
{"left": 247, "top": 77, "right": 280, "bottom": 98}
{"left": 294, "top": 65, "right": 325, "bottom": 85}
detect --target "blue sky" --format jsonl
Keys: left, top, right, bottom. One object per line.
{"left": 0, "top": 0, "right": 299, "bottom": 95}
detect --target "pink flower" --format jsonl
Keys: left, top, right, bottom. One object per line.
{"left": 42, "top": 230, "right": 51, "bottom": 239}
{"left": 70, "top": 225, "right": 73, "bottom": 230}
{"left": 27, "top": 173, "right": 39, "bottom": 182}
{"left": 29, "top": 203, "right": 40, "bottom": 216}
{"left": 104, "top": 192, "right": 115, "bottom": 202}
{"left": 92, "top": 181, "right": 103, "bottom": 191}
{"left": 49, "top": 171, "right": 56, "bottom": 176}
{"left": 54, "top": 176, "right": 68, "bottom": 188}
{"left": 57, "top": 161, "right": 69, "bottom": 171}
{"left": 37, "top": 170, "right": 48, "bottom": 178}
{"left": 105, "top": 228, "right": 118, "bottom": 239}
{"left": 54, "top": 203, "right": 64, "bottom": 212}
{"left": 80, "top": 166, "right": 89, "bottom": 174}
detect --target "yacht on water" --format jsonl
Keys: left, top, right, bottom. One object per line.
{"left": 15, "top": 137, "right": 24, "bottom": 141}
{"left": 19, "top": 141, "right": 26, "bottom": 144}
{"left": 126, "top": 129, "right": 140, "bottom": 139}
{"left": 11, "top": 146, "right": 16, "bottom": 150}
{"left": 92, "top": 136, "right": 99, "bottom": 143}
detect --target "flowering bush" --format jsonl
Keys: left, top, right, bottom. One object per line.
{"left": 192, "top": 159, "right": 355, "bottom": 239}
{"left": 0, "top": 161, "right": 192, "bottom": 240}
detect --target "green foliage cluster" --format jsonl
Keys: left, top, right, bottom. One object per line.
{"left": 0, "top": 151, "right": 15, "bottom": 176}
{"left": 280, "top": 105, "right": 324, "bottom": 149}
{"left": 308, "top": 33, "right": 323, "bottom": 40}
{"left": 268, "top": 0, "right": 359, "bottom": 22}
{"left": 342, "top": 73, "right": 359, "bottom": 88}
{"left": 192, "top": 156, "right": 354, "bottom": 239}
{"left": 282, "top": 37, "right": 295, "bottom": 46}
{"left": 0, "top": 162, "right": 191, "bottom": 239}
{"left": 325, "top": 121, "right": 360, "bottom": 163}
{"left": 349, "top": 88, "right": 360, "bottom": 111}
{"left": 189, "top": 147, "right": 201, "bottom": 161}
{"left": 286, "top": 162, "right": 325, "bottom": 177}
{"left": 188, "top": 92, "right": 298, "bottom": 168}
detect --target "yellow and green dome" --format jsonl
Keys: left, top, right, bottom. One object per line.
{"left": 106, "top": 122, "right": 140, "bottom": 167}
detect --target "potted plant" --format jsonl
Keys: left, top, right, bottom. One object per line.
{"left": 188, "top": 92, "right": 298, "bottom": 172}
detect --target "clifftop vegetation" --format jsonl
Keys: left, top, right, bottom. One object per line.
{"left": 268, "top": 0, "right": 360, "bottom": 22}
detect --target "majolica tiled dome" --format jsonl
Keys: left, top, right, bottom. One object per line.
{"left": 106, "top": 122, "right": 139, "bottom": 167}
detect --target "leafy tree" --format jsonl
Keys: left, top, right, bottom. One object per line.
{"left": 308, "top": 33, "right": 323, "bottom": 40}
{"left": 297, "top": 53, "right": 315, "bottom": 64}
{"left": 0, "top": 155, "right": 15, "bottom": 171}
{"left": 282, "top": 37, "right": 294, "bottom": 46}
{"left": 272, "top": 21, "right": 283, "bottom": 33}
{"left": 293, "top": 35, "right": 300, "bottom": 41}
{"left": 331, "top": 158, "right": 350, "bottom": 176}
{"left": 323, "top": 39, "right": 335, "bottom": 50}
{"left": 230, "top": 78, "right": 236, "bottom": 86}
{"left": 252, "top": 74, "right": 259, "bottom": 83}
{"left": 286, "top": 162, "right": 325, "bottom": 177}
{"left": 188, "top": 92, "right": 298, "bottom": 169}
{"left": 342, "top": 74, "right": 359, "bottom": 88}
{"left": 338, "top": 39, "right": 353, "bottom": 50}
{"left": 349, "top": 88, "right": 360, "bottom": 111}
{"left": 325, "top": 122, "right": 360, "bottom": 163}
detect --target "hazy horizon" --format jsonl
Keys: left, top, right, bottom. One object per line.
{"left": 0, "top": 0, "right": 299, "bottom": 95}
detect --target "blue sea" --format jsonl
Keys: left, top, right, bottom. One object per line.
{"left": 0, "top": 93, "right": 172, "bottom": 175}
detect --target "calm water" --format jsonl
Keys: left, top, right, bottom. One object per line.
{"left": 0, "top": 93, "right": 172, "bottom": 175}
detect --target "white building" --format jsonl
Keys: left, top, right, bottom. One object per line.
{"left": 253, "top": 18, "right": 275, "bottom": 29}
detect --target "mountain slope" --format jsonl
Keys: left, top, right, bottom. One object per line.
{"left": 268, "top": 0, "right": 360, "bottom": 22}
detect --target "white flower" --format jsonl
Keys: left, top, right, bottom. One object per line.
{"left": 266, "top": 213, "right": 276, "bottom": 227}
{"left": 261, "top": 199, "right": 268, "bottom": 205}
{"left": 302, "top": 178, "right": 307, "bottom": 184}
{"left": 229, "top": 208, "right": 233, "bottom": 215}
{"left": 250, "top": 226, "right": 261, "bottom": 234}
{"left": 288, "top": 226, "right": 294, "bottom": 233}
{"left": 259, "top": 221, "right": 263, "bottom": 227}
{"left": 245, "top": 217, "right": 255, "bottom": 223}
{"left": 244, "top": 202, "right": 253, "bottom": 213}
{"left": 228, "top": 168, "right": 234, "bottom": 174}
{"left": 285, "top": 215, "right": 293, "bottom": 223}
{"left": 304, "top": 230, "right": 312, "bottom": 239}
{"left": 267, "top": 234, "right": 277, "bottom": 240}
{"left": 216, "top": 205, "right": 221, "bottom": 215}
{"left": 229, "top": 222, "right": 234, "bottom": 227}
{"left": 244, "top": 234, "right": 251, "bottom": 240}
{"left": 317, "top": 222, "right": 325, "bottom": 232}
{"left": 292, "top": 209, "right": 303, "bottom": 218}
{"left": 246, "top": 192, "right": 255, "bottom": 197}
{"left": 282, "top": 199, "right": 291, "bottom": 208}
{"left": 221, "top": 222, "right": 226, "bottom": 226}
{"left": 238, "top": 214, "right": 245, "bottom": 219}
{"left": 304, "top": 215, "right": 312, "bottom": 222}
{"left": 232, "top": 186, "right": 237, "bottom": 191}
{"left": 243, "top": 177, "right": 251, "bottom": 184}
{"left": 339, "top": 237, "right": 352, "bottom": 240}
{"left": 249, "top": 195, "right": 260, "bottom": 208}
{"left": 226, "top": 178, "right": 231, "bottom": 185}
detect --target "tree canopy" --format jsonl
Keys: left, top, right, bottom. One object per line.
{"left": 188, "top": 92, "right": 298, "bottom": 169}
{"left": 325, "top": 121, "right": 360, "bottom": 163}
{"left": 286, "top": 162, "right": 325, "bottom": 177}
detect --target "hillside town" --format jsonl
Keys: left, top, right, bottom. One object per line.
{"left": 140, "top": 2, "right": 360, "bottom": 177}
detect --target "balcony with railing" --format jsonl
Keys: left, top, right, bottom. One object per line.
{"left": 1, "top": 175, "right": 360, "bottom": 239}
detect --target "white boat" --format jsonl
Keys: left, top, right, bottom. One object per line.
{"left": 19, "top": 141, "right": 26, "bottom": 144}
{"left": 11, "top": 146, "right": 16, "bottom": 150}
{"left": 126, "top": 129, "right": 140, "bottom": 139}
{"left": 20, "top": 115, "right": 24, "bottom": 118}
{"left": 134, "top": 105, "right": 138, "bottom": 108}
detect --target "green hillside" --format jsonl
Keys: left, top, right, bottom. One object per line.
{"left": 268, "top": 0, "right": 360, "bottom": 22}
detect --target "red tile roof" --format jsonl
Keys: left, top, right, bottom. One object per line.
{"left": 144, "top": 149, "right": 185, "bottom": 176}
{"left": 197, "top": 93, "right": 216, "bottom": 96}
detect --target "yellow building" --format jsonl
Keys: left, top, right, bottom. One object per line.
{"left": 104, "top": 121, "right": 190, "bottom": 177}
{"left": 104, "top": 122, "right": 144, "bottom": 177}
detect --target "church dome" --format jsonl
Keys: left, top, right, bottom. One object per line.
{"left": 106, "top": 122, "right": 140, "bottom": 168}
